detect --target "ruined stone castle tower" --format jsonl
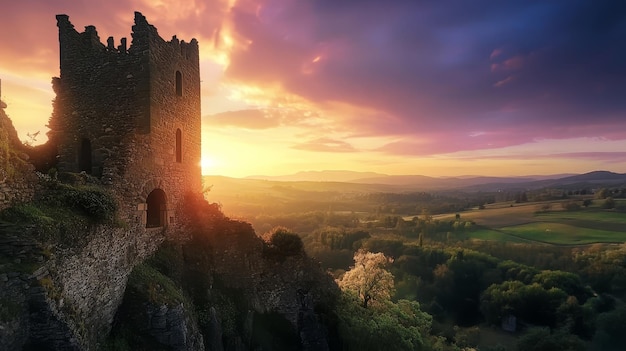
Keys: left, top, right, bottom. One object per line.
{"left": 49, "top": 12, "right": 201, "bottom": 230}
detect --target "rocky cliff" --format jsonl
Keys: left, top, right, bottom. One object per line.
{"left": 0, "top": 195, "right": 338, "bottom": 350}
{"left": 107, "top": 196, "right": 339, "bottom": 350}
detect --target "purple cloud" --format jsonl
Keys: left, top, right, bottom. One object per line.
{"left": 223, "top": 0, "right": 626, "bottom": 153}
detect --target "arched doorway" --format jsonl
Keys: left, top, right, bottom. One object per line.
{"left": 146, "top": 189, "right": 167, "bottom": 228}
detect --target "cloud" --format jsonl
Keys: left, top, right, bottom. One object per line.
{"left": 493, "top": 75, "right": 517, "bottom": 88}
{"left": 220, "top": 0, "right": 626, "bottom": 147}
{"left": 205, "top": 109, "right": 278, "bottom": 129}
{"left": 292, "top": 138, "right": 357, "bottom": 153}
{"left": 374, "top": 127, "right": 543, "bottom": 156}
{"left": 451, "top": 152, "right": 626, "bottom": 164}
{"left": 3, "top": 0, "right": 626, "bottom": 169}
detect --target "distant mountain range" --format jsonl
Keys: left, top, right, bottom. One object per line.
{"left": 243, "top": 170, "right": 626, "bottom": 191}
{"left": 245, "top": 170, "right": 387, "bottom": 183}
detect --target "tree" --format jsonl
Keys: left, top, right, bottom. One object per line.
{"left": 602, "top": 197, "right": 615, "bottom": 209}
{"left": 515, "top": 191, "right": 528, "bottom": 203}
{"left": 593, "top": 305, "right": 626, "bottom": 350}
{"left": 517, "top": 327, "right": 586, "bottom": 351}
{"left": 338, "top": 250, "right": 394, "bottom": 308}
{"left": 336, "top": 293, "right": 433, "bottom": 351}
{"left": 596, "top": 188, "right": 610, "bottom": 199}
{"left": 583, "top": 199, "right": 593, "bottom": 208}
{"left": 263, "top": 227, "right": 304, "bottom": 256}
{"left": 420, "top": 208, "right": 433, "bottom": 224}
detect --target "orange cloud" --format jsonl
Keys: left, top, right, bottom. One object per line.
{"left": 205, "top": 109, "right": 277, "bottom": 129}
{"left": 292, "top": 138, "right": 357, "bottom": 153}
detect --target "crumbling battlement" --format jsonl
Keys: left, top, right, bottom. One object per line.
{"left": 49, "top": 12, "right": 202, "bottom": 233}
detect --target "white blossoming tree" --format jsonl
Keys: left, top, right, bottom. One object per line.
{"left": 338, "top": 250, "right": 395, "bottom": 308}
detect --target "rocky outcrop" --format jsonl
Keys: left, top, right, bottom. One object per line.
{"left": 0, "top": 225, "right": 82, "bottom": 351}
{"left": 2, "top": 193, "right": 339, "bottom": 350}
{"left": 144, "top": 303, "right": 204, "bottom": 350}
{"left": 145, "top": 206, "right": 339, "bottom": 350}
{"left": 103, "top": 197, "right": 340, "bottom": 351}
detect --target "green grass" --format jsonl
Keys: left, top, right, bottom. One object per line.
{"left": 467, "top": 228, "right": 530, "bottom": 243}
{"left": 430, "top": 203, "right": 626, "bottom": 245}
{"left": 536, "top": 210, "right": 626, "bottom": 224}
{"left": 450, "top": 203, "right": 540, "bottom": 228}
{"left": 127, "top": 263, "right": 186, "bottom": 306}
{"left": 499, "top": 222, "right": 626, "bottom": 245}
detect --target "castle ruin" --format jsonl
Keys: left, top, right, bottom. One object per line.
{"left": 49, "top": 12, "right": 202, "bottom": 230}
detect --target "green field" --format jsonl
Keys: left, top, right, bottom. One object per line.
{"left": 536, "top": 210, "right": 626, "bottom": 224}
{"left": 499, "top": 222, "right": 626, "bottom": 245}
{"left": 468, "top": 228, "right": 531, "bottom": 243}
{"left": 455, "top": 205, "right": 626, "bottom": 245}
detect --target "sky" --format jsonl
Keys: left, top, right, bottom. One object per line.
{"left": 1, "top": 0, "right": 626, "bottom": 178}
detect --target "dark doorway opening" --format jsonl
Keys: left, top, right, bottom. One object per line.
{"left": 146, "top": 189, "right": 167, "bottom": 228}
{"left": 79, "top": 138, "right": 92, "bottom": 174}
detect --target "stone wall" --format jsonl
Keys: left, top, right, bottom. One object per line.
{"left": 50, "top": 221, "right": 165, "bottom": 349}
{"left": 0, "top": 107, "right": 37, "bottom": 211}
{"left": 0, "top": 173, "right": 36, "bottom": 211}
{"left": 0, "top": 220, "right": 166, "bottom": 350}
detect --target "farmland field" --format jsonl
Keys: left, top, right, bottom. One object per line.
{"left": 536, "top": 210, "right": 626, "bottom": 224}
{"left": 499, "top": 222, "right": 626, "bottom": 245}
{"left": 467, "top": 228, "right": 531, "bottom": 243}
{"left": 455, "top": 204, "right": 626, "bottom": 245}
{"left": 447, "top": 202, "right": 549, "bottom": 227}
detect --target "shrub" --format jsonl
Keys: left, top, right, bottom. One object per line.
{"left": 602, "top": 197, "right": 615, "bottom": 209}
{"left": 40, "top": 182, "right": 117, "bottom": 222}
{"left": 264, "top": 227, "right": 304, "bottom": 257}
{"left": 561, "top": 201, "right": 581, "bottom": 211}
{"left": 127, "top": 263, "right": 185, "bottom": 305}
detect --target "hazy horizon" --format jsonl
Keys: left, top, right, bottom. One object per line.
{"left": 2, "top": 1, "right": 626, "bottom": 178}
{"left": 203, "top": 169, "right": 616, "bottom": 182}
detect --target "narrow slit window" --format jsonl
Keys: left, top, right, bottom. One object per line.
{"left": 176, "top": 128, "right": 182, "bottom": 163}
{"left": 175, "top": 71, "right": 182, "bottom": 96}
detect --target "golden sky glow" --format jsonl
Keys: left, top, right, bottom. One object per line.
{"left": 2, "top": 1, "right": 626, "bottom": 178}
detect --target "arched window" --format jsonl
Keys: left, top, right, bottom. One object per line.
{"left": 146, "top": 189, "right": 167, "bottom": 228}
{"left": 79, "top": 138, "right": 92, "bottom": 174}
{"left": 175, "top": 71, "right": 182, "bottom": 96}
{"left": 175, "top": 128, "right": 182, "bottom": 163}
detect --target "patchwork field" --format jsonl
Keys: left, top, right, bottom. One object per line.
{"left": 453, "top": 203, "right": 626, "bottom": 245}
{"left": 499, "top": 222, "right": 626, "bottom": 245}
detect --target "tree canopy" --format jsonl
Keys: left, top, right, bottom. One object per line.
{"left": 338, "top": 250, "right": 395, "bottom": 308}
